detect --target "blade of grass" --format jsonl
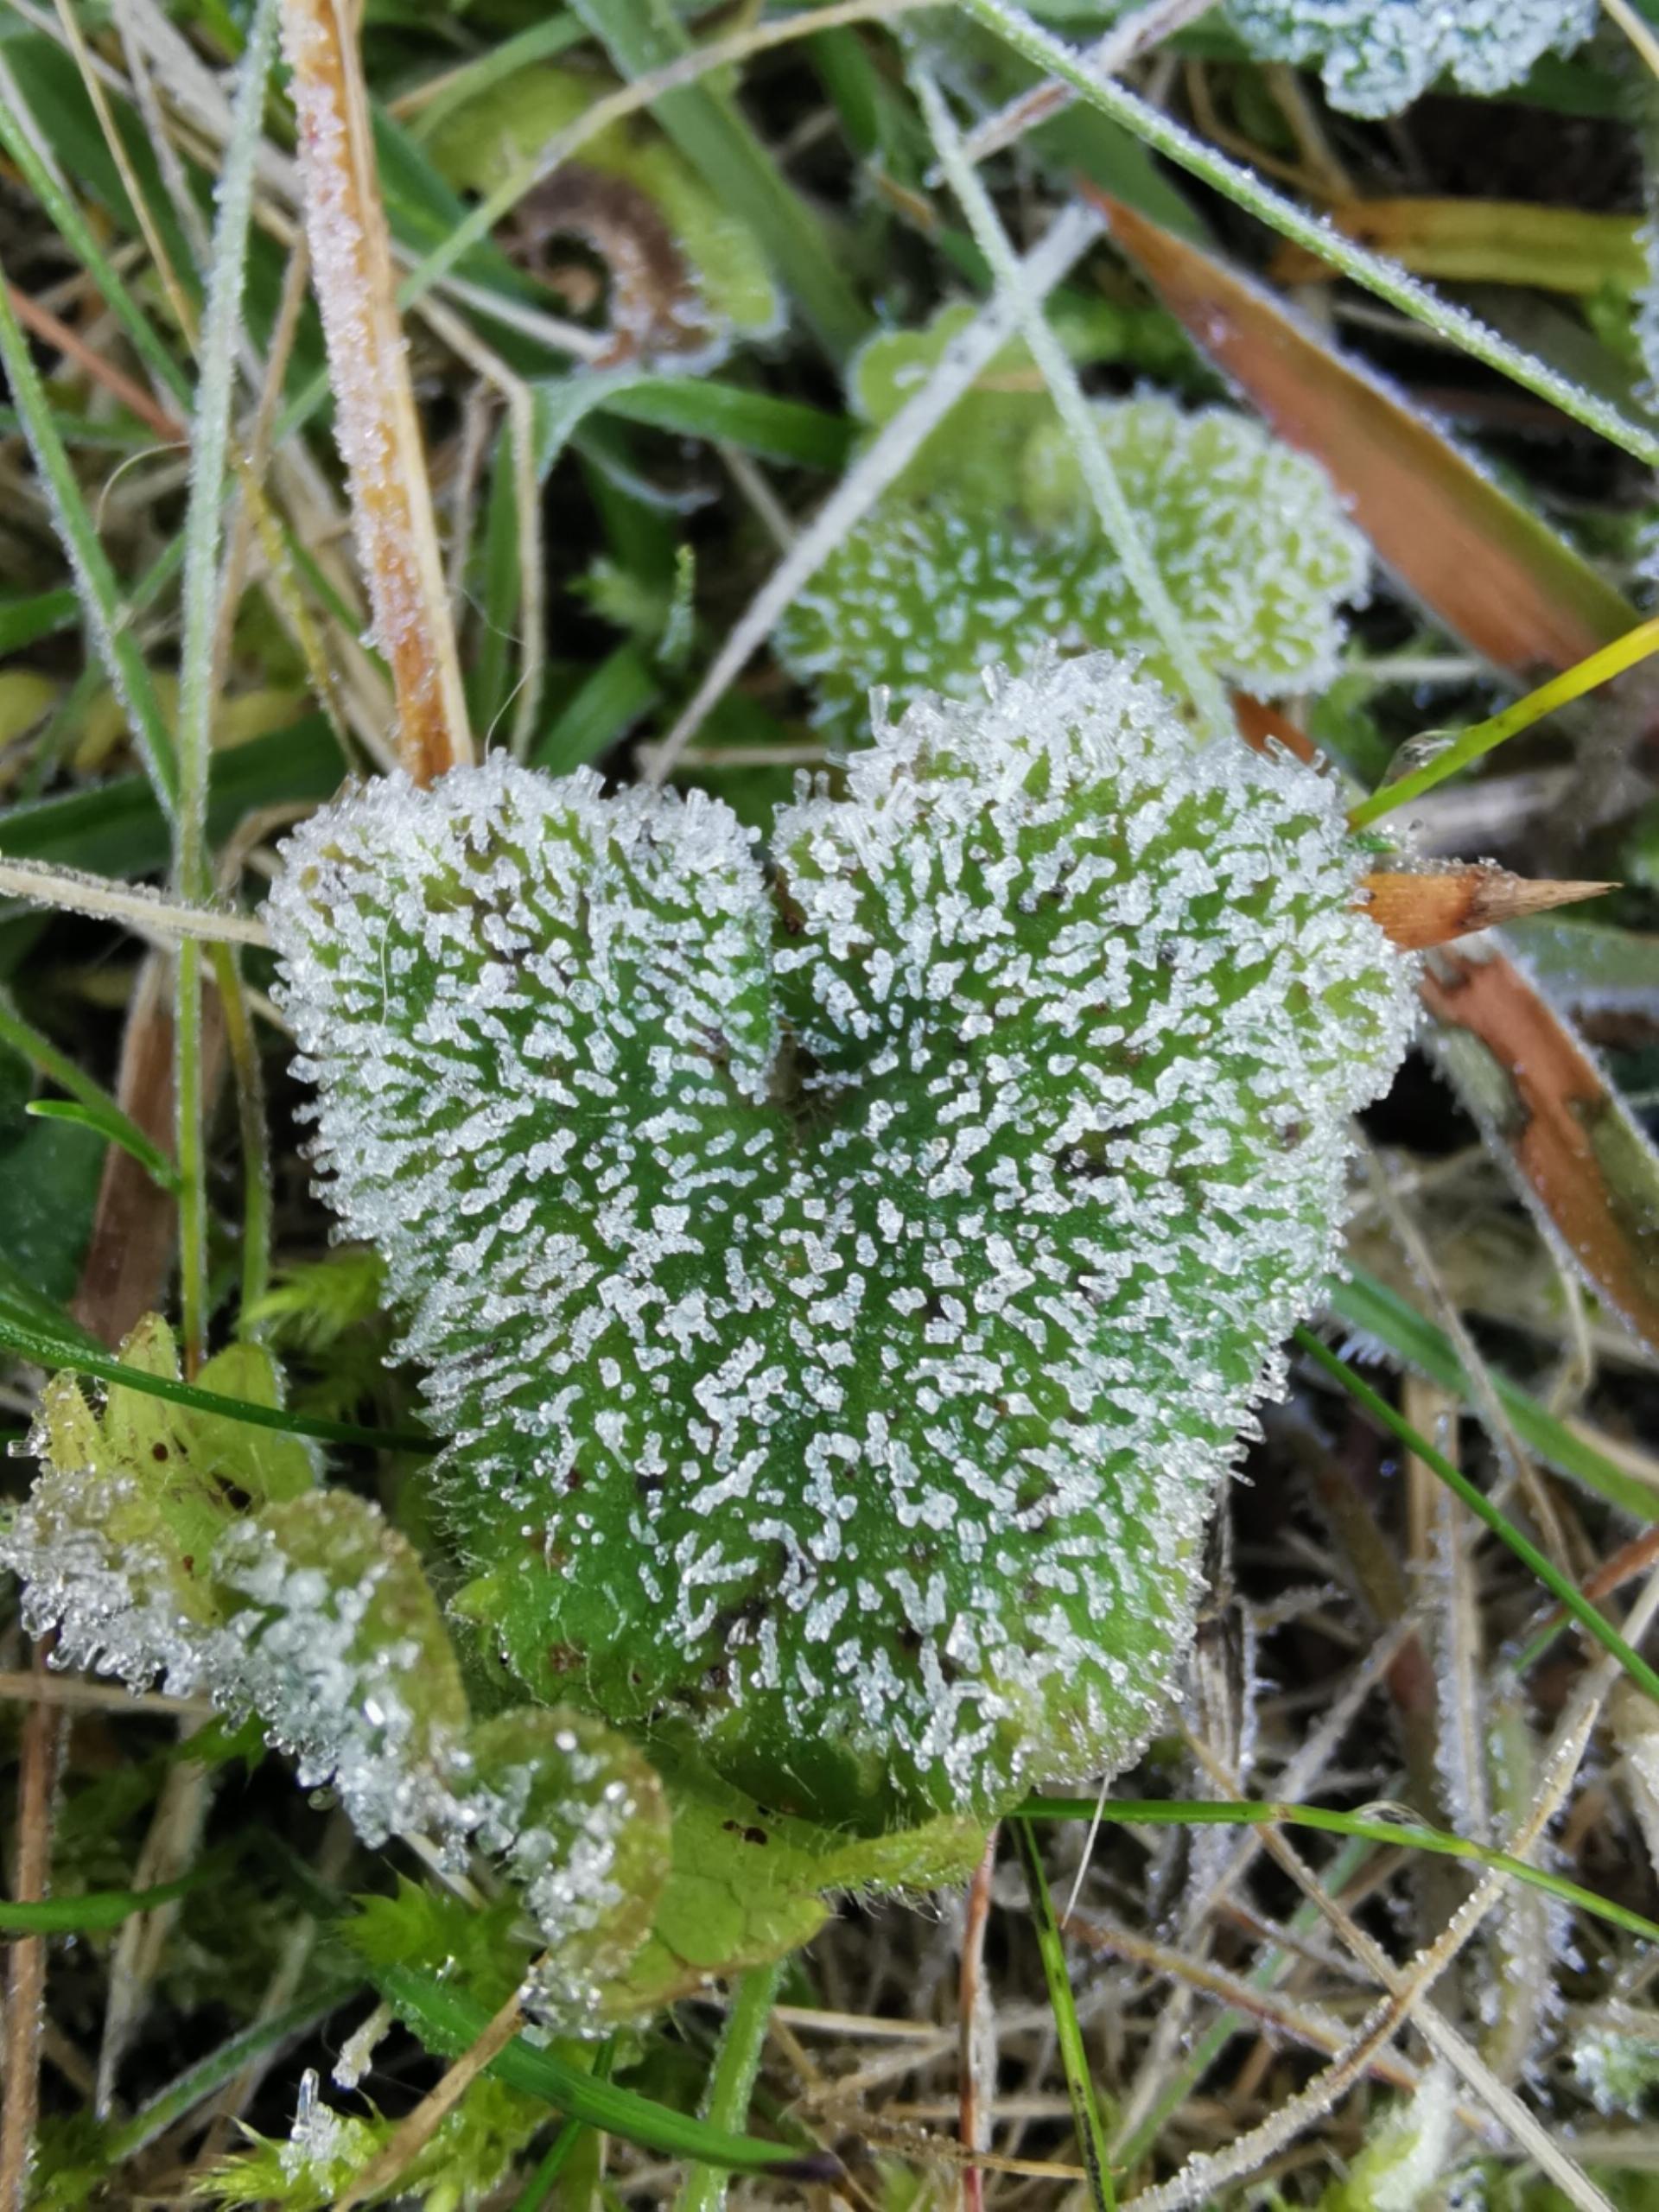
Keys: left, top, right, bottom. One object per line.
{"left": 0, "top": 264, "right": 178, "bottom": 813}
{"left": 0, "top": 1309, "right": 435, "bottom": 1454}
{"left": 105, "top": 1991, "right": 350, "bottom": 2164}
{"left": 1008, "top": 1818, "right": 1116, "bottom": 2212}
{"left": 913, "top": 63, "right": 1228, "bottom": 741}
{"left": 0, "top": 1868, "right": 212, "bottom": 1936}
{"left": 1353, "top": 616, "right": 1659, "bottom": 828}
{"left": 0, "top": 715, "right": 340, "bottom": 887}
{"left": 957, "top": 0, "right": 1659, "bottom": 466}
{"left": 1327, "top": 1266, "right": 1659, "bottom": 1522}
{"left": 0, "top": 860, "right": 270, "bottom": 950}
{"left": 0, "top": 988, "right": 151, "bottom": 1138}
{"left": 1019, "top": 1796, "right": 1659, "bottom": 1951}
{"left": 510, "top": 2120, "right": 586, "bottom": 2212}
{"left": 25, "top": 1101, "right": 179, "bottom": 1196}
{"left": 372, "top": 1964, "right": 839, "bottom": 2179}
{"left": 173, "top": 0, "right": 280, "bottom": 1369}
{"left": 1294, "top": 1324, "right": 1659, "bottom": 1707}
{"left": 0, "top": 62, "right": 192, "bottom": 417}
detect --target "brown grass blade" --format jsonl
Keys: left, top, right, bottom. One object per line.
{"left": 1421, "top": 946, "right": 1659, "bottom": 1357}
{"left": 280, "top": 0, "right": 471, "bottom": 785}
{"left": 1092, "top": 190, "right": 1640, "bottom": 678}
{"left": 1363, "top": 870, "right": 1616, "bottom": 950}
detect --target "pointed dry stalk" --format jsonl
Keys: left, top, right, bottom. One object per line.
{"left": 279, "top": 0, "right": 471, "bottom": 784}
{"left": 1363, "top": 869, "right": 1614, "bottom": 950}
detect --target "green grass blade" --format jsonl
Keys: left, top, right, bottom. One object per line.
{"left": 24, "top": 1100, "right": 179, "bottom": 1195}
{"left": 0, "top": 1310, "right": 435, "bottom": 1455}
{"left": 1294, "top": 1324, "right": 1659, "bottom": 1706}
{"left": 0, "top": 588, "right": 81, "bottom": 656}
{"left": 105, "top": 1993, "right": 352, "bottom": 2164}
{"left": 1327, "top": 1266, "right": 1659, "bottom": 1522}
{"left": 1009, "top": 1819, "right": 1116, "bottom": 2212}
{"left": 531, "top": 643, "right": 661, "bottom": 774}
{"left": 594, "top": 378, "right": 854, "bottom": 469}
{"left": 372, "top": 1965, "right": 837, "bottom": 2178}
{"left": 0, "top": 716, "right": 340, "bottom": 887}
{"left": 0, "top": 1869, "right": 207, "bottom": 1936}
{"left": 0, "top": 262, "right": 178, "bottom": 812}
{"left": 171, "top": 0, "right": 281, "bottom": 1362}
{"left": 1018, "top": 1797, "right": 1659, "bottom": 1950}
{"left": 0, "top": 79, "right": 192, "bottom": 415}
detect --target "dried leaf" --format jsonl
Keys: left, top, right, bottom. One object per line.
{"left": 1271, "top": 200, "right": 1644, "bottom": 297}
{"left": 1421, "top": 944, "right": 1659, "bottom": 1357}
{"left": 1096, "top": 192, "right": 1639, "bottom": 679}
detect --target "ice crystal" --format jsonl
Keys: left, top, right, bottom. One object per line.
{"left": 269, "top": 653, "right": 1415, "bottom": 1827}
{"left": 1571, "top": 2005, "right": 1659, "bottom": 2117}
{"left": 1224, "top": 0, "right": 1596, "bottom": 118}
{"left": 774, "top": 320, "right": 1365, "bottom": 741}
{"left": 0, "top": 1321, "right": 666, "bottom": 2029}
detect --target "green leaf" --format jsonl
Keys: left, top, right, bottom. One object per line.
{"left": 779, "top": 315, "right": 1367, "bottom": 738}
{"left": 1224, "top": 0, "right": 1597, "bottom": 118}
{"left": 465, "top": 1707, "right": 672, "bottom": 2021}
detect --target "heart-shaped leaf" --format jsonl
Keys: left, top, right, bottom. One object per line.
{"left": 269, "top": 657, "right": 1416, "bottom": 1830}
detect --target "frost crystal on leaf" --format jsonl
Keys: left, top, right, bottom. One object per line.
{"left": 269, "top": 654, "right": 1416, "bottom": 1827}
{"left": 775, "top": 322, "right": 1366, "bottom": 741}
{"left": 1224, "top": 0, "right": 1596, "bottom": 118}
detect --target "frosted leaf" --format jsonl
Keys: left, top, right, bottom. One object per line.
{"left": 460, "top": 1707, "right": 670, "bottom": 2024}
{"left": 1, "top": 1338, "right": 665, "bottom": 2026}
{"left": 269, "top": 654, "right": 1416, "bottom": 1827}
{"left": 775, "top": 324, "right": 1366, "bottom": 740}
{"left": 1224, "top": 0, "right": 1596, "bottom": 118}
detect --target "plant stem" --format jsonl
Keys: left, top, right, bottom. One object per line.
{"left": 675, "top": 1961, "right": 785, "bottom": 2212}
{"left": 1294, "top": 1325, "right": 1659, "bottom": 1709}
